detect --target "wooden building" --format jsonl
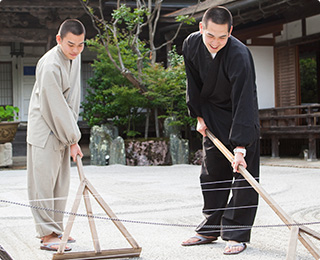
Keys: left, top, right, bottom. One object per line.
{"left": 0, "top": 0, "right": 194, "bottom": 155}
{"left": 1, "top": 0, "right": 320, "bottom": 158}
{"left": 160, "top": 0, "right": 320, "bottom": 159}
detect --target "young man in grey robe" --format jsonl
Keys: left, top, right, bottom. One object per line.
{"left": 27, "top": 19, "right": 85, "bottom": 251}
{"left": 181, "top": 6, "right": 260, "bottom": 255}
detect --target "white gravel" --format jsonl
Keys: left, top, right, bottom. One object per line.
{"left": 0, "top": 161, "right": 320, "bottom": 260}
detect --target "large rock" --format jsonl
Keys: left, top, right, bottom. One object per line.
{"left": 0, "top": 142, "right": 12, "bottom": 167}
{"left": 109, "top": 136, "right": 126, "bottom": 165}
{"left": 164, "top": 117, "right": 180, "bottom": 138}
{"left": 191, "top": 149, "right": 203, "bottom": 165}
{"left": 164, "top": 117, "right": 189, "bottom": 164}
{"left": 89, "top": 124, "right": 125, "bottom": 165}
{"left": 170, "top": 134, "right": 189, "bottom": 164}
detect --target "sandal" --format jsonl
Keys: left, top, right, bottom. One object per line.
{"left": 58, "top": 234, "right": 76, "bottom": 243}
{"left": 181, "top": 235, "right": 217, "bottom": 246}
{"left": 40, "top": 242, "right": 71, "bottom": 252}
{"left": 223, "top": 242, "right": 247, "bottom": 255}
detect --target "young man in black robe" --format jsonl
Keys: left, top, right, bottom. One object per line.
{"left": 181, "top": 6, "right": 260, "bottom": 255}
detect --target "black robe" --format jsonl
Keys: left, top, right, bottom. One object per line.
{"left": 183, "top": 32, "right": 260, "bottom": 148}
{"left": 183, "top": 32, "right": 260, "bottom": 242}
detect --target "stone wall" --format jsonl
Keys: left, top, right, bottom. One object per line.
{"left": 125, "top": 139, "right": 171, "bottom": 166}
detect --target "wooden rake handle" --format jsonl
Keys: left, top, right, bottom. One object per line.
{"left": 76, "top": 155, "right": 85, "bottom": 181}
{"left": 204, "top": 129, "right": 294, "bottom": 226}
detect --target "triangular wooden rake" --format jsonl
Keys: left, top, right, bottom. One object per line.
{"left": 205, "top": 129, "right": 320, "bottom": 260}
{"left": 52, "top": 155, "right": 142, "bottom": 260}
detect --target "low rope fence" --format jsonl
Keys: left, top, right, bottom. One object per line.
{"left": 1, "top": 199, "right": 320, "bottom": 230}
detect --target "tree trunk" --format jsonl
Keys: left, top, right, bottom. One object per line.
{"left": 121, "top": 70, "right": 148, "bottom": 93}
{"left": 154, "top": 108, "right": 159, "bottom": 138}
{"left": 144, "top": 108, "right": 150, "bottom": 139}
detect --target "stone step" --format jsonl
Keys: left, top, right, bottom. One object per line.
{"left": 12, "top": 124, "right": 27, "bottom": 157}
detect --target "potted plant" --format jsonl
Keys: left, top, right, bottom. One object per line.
{"left": 0, "top": 105, "right": 20, "bottom": 144}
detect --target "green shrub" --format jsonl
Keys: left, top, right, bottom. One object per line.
{"left": 0, "top": 105, "right": 19, "bottom": 122}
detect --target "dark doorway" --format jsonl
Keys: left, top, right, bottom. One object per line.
{"left": 299, "top": 41, "right": 320, "bottom": 104}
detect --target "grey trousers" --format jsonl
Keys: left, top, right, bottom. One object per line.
{"left": 27, "top": 134, "right": 70, "bottom": 238}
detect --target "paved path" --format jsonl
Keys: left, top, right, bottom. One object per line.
{"left": 0, "top": 159, "right": 320, "bottom": 259}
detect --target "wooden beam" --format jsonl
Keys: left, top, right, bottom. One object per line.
{"left": 308, "top": 134, "right": 317, "bottom": 160}
{"left": 271, "top": 136, "right": 279, "bottom": 158}
{"left": 286, "top": 226, "right": 299, "bottom": 260}
{"left": 163, "top": 0, "right": 235, "bottom": 18}
{"left": 233, "top": 21, "right": 283, "bottom": 41}
{"left": 276, "top": 32, "right": 320, "bottom": 47}
{"left": 0, "top": 28, "right": 53, "bottom": 43}
{"left": 246, "top": 37, "right": 275, "bottom": 46}
{"left": 53, "top": 248, "right": 142, "bottom": 260}
{"left": 0, "top": 0, "right": 84, "bottom": 9}
{"left": 298, "top": 232, "right": 320, "bottom": 259}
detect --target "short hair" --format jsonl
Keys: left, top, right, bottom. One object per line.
{"left": 202, "top": 6, "right": 233, "bottom": 31}
{"left": 58, "top": 19, "right": 86, "bottom": 39}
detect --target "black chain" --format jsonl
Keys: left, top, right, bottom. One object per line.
{"left": 1, "top": 199, "right": 320, "bottom": 229}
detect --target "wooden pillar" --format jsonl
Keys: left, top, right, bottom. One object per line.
{"left": 271, "top": 136, "right": 279, "bottom": 158}
{"left": 308, "top": 134, "right": 317, "bottom": 161}
{"left": 46, "top": 34, "right": 53, "bottom": 52}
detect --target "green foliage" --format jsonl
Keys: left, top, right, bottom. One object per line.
{"left": 300, "top": 57, "right": 317, "bottom": 104}
{"left": 80, "top": 2, "right": 197, "bottom": 137}
{"left": 176, "top": 15, "right": 196, "bottom": 25}
{"left": 81, "top": 41, "right": 130, "bottom": 126}
{"left": 112, "top": 4, "right": 149, "bottom": 31}
{"left": 103, "top": 85, "right": 148, "bottom": 136}
{"left": 81, "top": 40, "right": 149, "bottom": 137}
{"left": 82, "top": 41, "right": 196, "bottom": 136}
{"left": 0, "top": 105, "right": 19, "bottom": 122}
{"left": 143, "top": 47, "right": 196, "bottom": 128}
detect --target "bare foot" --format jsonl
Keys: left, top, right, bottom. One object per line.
{"left": 40, "top": 233, "right": 71, "bottom": 251}
{"left": 41, "top": 234, "right": 75, "bottom": 243}
{"left": 223, "top": 240, "right": 246, "bottom": 255}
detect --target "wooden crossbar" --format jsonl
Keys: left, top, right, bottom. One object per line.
{"left": 52, "top": 156, "right": 142, "bottom": 260}
{"left": 205, "top": 129, "right": 320, "bottom": 259}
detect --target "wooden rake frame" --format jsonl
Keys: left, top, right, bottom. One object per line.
{"left": 52, "top": 156, "right": 141, "bottom": 260}
{"left": 205, "top": 129, "right": 320, "bottom": 260}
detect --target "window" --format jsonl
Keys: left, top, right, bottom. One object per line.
{"left": 0, "top": 62, "right": 13, "bottom": 105}
{"left": 274, "top": 46, "right": 299, "bottom": 107}
{"left": 81, "top": 61, "right": 94, "bottom": 102}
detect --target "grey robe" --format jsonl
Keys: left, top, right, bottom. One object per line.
{"left": 27, "top": 45, "right": 81, "bottom": 237}
{"left": 27, "top": 45, "right": 81, "bottom": 148}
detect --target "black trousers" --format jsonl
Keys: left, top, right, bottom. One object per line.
{"left": 196, "top": 136, "right": 260, "bottom": 242}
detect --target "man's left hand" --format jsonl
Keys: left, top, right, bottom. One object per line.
{"left": 232, "top": 152, "right": 247, "bottom": 173}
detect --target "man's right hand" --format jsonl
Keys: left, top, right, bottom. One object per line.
{"left": 70, "top": 143, "right": 83, "bottom": 162}
{"left": 196, "top": 117, "right": 207, "bottom": 137}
